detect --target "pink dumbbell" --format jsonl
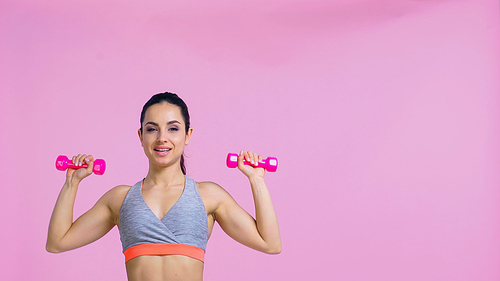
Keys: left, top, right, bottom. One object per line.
{"left": 55, "top": 155, "right": 106, "bottom": 175}
{"left": 226, "top": 153, "right": 278, "bottom": 172}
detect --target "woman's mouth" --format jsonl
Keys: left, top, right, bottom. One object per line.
{"left": 154, "top": 148, "right": 171, "bottom": 156}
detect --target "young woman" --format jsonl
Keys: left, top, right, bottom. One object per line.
{"left": 46, "top": 92, "right": 281, "bottom": 281}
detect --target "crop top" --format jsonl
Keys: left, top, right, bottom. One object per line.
{"left": 119, "top": 176, "right": 209, "bottom": 263}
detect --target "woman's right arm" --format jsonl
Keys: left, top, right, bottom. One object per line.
{"left": 46, "top": 154, "right": 117, "bottom": 253}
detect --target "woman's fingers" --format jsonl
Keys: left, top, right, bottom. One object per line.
{"left": 240, "top": 150, "right": 253, "bottom": 165}
{"left": 83, "top": 155, "right": 95, "bottom": 174}
{"left": 72, "top": 154, "right": 85, "bottom": 167}
{"left": 239, "top": 150, "right": 264, "bottom": 167}
{"left": 237, "top": 150, "right": 266, "bottom": 179}
{"left": 248, "top": 151, "right": 261, "bottom": 166}
{"left": 67, "top": 154, "right": 95, "bottom": 180}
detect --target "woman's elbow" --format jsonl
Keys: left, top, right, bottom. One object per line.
{"left": 46, "top": 245, "right": 59, "bottom": 253}
{"left": 265, "top": 244, "right": 282, "bottom": 255}
{"left": 46, "top": 240, "right": 64, "bottom": 253}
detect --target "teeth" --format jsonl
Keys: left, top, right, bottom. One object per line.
{"left": 155, "top": 149, "right": 170, "bottom": 152}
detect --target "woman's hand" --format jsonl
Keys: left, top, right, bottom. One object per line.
{"left": 237, "top": 150, "right": 266, "bottom": 180}
{"left": 66, "top": 154, "right": 95, "bottom": 183}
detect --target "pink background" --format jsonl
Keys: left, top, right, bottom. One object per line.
{"left": 1, "top": 0, "right": 500, "bottom": 280}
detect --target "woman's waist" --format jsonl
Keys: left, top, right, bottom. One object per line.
{"left": 126, "top": 255, "right": 204, "bottom": 281}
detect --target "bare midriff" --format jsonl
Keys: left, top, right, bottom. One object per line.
{"left": 125, "top": 255, "right": 204, "bottom": 281}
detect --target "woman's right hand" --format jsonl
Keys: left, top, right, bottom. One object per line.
{"left": 66, "top": 154, "right": 95, "bottom": 183}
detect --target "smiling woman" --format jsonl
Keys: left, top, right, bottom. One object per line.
{"left": 46, "top": 92, "right": 281, "bottom": 281}
{"left": 139, "top": 94, "right": 192, "bottom": 175}
{"left": 139, "top": 102, "right": 193, "bottom": 173}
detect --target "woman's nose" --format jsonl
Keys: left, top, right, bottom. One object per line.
{"left": 158, "top": 130, "right": 168, "bottom": 142}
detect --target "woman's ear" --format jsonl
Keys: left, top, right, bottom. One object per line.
{"left": 138, "top": 129, "right": 143, "bottom": 147}
{"left": 185, "top": 127, "right": 193, "bottom": 145}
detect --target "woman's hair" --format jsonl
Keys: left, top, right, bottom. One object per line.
{"left": 140, "top": 92, "right": 191, "bottom": 175}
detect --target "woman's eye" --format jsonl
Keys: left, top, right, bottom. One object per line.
{"left": 146, "top": 127, "right": 157, "bottom": 132}
{"left": 169, "top": 127, "right": 179, "bottom": 131}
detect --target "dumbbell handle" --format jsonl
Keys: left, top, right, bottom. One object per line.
{"left": 55, "top": 155, "right": 106, "bottom": 175}
{"left": 226, "top": 153, "right": 278, "bottom": 172}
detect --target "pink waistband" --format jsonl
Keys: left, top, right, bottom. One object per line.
{"left": 124, "top": 243, "right": 205, "bottom": 263}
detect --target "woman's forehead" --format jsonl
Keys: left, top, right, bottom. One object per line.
{"left": 143, "top": 103, "right": 183, "bottom": 123}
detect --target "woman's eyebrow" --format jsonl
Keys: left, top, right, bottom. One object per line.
{"left": 145, "top": 120, "right": 180, "bottom": 126}
{"left": 144, "top": 121, "right": 159, "bottom": 126}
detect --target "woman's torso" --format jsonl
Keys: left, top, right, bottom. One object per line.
{"left": 107, "top": 177, "right": 218, "bottom": 281}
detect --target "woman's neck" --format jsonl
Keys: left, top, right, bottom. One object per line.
{"left": 144, "top": 163, "right": 185, "bottom": 188}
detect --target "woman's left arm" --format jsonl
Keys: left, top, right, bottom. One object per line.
{"left": 212, "top": 150, "right": 281, "bottom": 254}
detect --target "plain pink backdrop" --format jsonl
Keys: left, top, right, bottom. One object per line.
{"left": 1, "top": 0, "right": 499, "bottom": 280}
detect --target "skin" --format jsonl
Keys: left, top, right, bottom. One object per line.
{"left": 46, "top": 102, "right": 281, "bottom": 281}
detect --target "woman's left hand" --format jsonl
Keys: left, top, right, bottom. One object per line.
{"left": 237, "top": 150, "right": 266, "bottom": 179}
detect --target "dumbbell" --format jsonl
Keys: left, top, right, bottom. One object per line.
{"left": 55, "top": 155, "right": 106, "bottom": 175}
{"left": 226, "top": 153, "right": 278, "bottom": 172}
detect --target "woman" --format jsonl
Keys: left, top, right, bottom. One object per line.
{"left": 46, "top": 92, "right": 281, "bottom": 281}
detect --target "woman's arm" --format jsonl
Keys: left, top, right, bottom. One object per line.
{"left": 212, "top": 150, "right": 281, "bottom": 254}
{"left": 46, "top": 154, "right": 117, "bottom": 253}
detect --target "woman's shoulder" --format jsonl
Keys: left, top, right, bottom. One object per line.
{"left": 105, "top": 179, "right": 144, "bottom": 197}
{"left": 195, "top": 181, "right": 229, "bottom": 214}
{"left": 99, "top": 184, "right": 133, "bottom": 216}
{"left": 109, "top": 184, "right": 133, "bottom": 195}
{"left": 195, "top": 181, "right": 233, "bottom": 202}
{"left": 196, "top": 181, "right": 226, "bottom": 193}
{"left": 102, "top": 184, "right": 133, "bottom": 196}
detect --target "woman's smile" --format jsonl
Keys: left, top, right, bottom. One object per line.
{"left": 154, "top": 146, "right": 172, "bottom": 157}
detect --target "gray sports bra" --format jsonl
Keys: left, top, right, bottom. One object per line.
{"left": 119, "top": 176, "right": 209, "bottom": 262}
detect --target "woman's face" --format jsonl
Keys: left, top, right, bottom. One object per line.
{"left": 138, "top": 102, "right": 193, "bottom": 168}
